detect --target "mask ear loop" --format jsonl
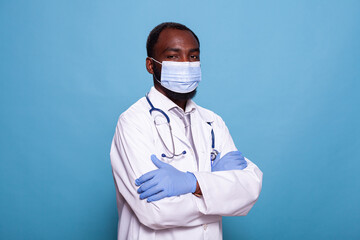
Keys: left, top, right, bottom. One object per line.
{"left": 153, "top": 74, "right": 162, "bottom": 85}
{"left": 151, "top": 57, "right": 162, "bottom": 65}
{"left": 151, "top": 58, "right": 163, "bottom": 84}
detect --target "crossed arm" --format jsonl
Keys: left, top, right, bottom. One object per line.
{"left": 110, "top": 114, "right": 263, "bottom": 229}
{"left": 135, "top": 151, "right": 248, "bottom": 202}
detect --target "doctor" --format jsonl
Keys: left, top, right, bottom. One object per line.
{"left": 110, "top": 22, "right": 263, "bottom": 240}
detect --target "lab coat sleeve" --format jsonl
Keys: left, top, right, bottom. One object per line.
{"left": 192, "top": 115, "right": 263, "bottom": 216}
{"left": 110, "top": 113, "right": 220, "bottom": 230}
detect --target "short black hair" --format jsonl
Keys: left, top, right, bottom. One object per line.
{"left": 146, "top": 22, "right": 200, "bottom": 57}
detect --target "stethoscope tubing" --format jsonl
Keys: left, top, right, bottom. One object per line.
{"left": 146, "top": 93, "right": 185, "bottom": 159}
{"left": 146, "top": 93, "right": 217, "bottom": 161}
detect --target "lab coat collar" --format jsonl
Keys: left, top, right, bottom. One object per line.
{"left": 148, "top": 86, "right": 196, "bottom": 115}
{"left": 147, "top": 86, "right": 215, "bottom": 125}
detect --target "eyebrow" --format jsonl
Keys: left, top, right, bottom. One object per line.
{"left": 162, "top": 47, "right": 200, "bottom": 53}
{"left": 189, "top": 48, "right": 200, "bottom": 53}
{"left": 162, "top": 47, "right": 180, "bottom": 53}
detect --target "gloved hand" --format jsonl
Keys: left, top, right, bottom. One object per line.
{"left": 135, "top": 154, "right": 197, "bottom": 202}
{"left": 211, "top": 151, "right": 248, "bottom": 172}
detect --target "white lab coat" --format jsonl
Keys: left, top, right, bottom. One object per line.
{"left": 110, "top": 87, "right": 263, "bottom": 240}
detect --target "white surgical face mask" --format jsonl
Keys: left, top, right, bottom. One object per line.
{"left": 151, "top": 58, "right": 201, "bottom": 93}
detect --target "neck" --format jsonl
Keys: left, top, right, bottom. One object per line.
{"left": 154, "top": 85, "right": 187, "bottom": 111}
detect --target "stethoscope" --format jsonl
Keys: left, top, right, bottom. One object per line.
{"left": 146, "top": 93, "right": 219, "bottom": 165}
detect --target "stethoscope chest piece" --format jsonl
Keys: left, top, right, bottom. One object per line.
{"left": 211, "top": 149, "right": 219, "bottom": 163}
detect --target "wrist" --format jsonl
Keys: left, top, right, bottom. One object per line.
{"left": 186, "top": 172, "right": 197, "bottom": 193}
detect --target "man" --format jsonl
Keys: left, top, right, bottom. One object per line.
{"left": 110, "top": 22, "right": 263, "bottom": 240}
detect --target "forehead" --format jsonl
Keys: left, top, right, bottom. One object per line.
{"left": 154, "top": 28, "right": 199, "bottom": 55}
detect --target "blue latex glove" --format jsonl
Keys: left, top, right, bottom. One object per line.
{"left": 135, "top": 154, "right": 197, "bottom": 202}
{"left": 211, "top": 151, "right": 248, "bottom": 172}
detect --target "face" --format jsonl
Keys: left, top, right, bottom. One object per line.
{"left": 146, "top": 28, "right": 200, "bottom": 100}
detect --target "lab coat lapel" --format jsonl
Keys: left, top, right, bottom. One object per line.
{"left": 190, "top": 112, "right": 213, "bottom": 171}
{"left": 171, "top": 117, "right": 192, "bottom": 149}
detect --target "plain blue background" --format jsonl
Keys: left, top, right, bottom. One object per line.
{"left": 1, "top": 1, "right": 359, "bottom": 239}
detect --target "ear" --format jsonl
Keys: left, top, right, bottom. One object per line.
{"left": 146, "top": 57, "right": 154, "bottom": 74}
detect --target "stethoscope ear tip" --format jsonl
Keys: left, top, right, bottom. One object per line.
{"left": 182, "top": 150, "right": 186, "bottom": 155}
{"left": 161, "top": 153, "right": 166, "bottom": 157}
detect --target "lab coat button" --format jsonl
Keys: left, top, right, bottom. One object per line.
{"left": 203, "top": 224, "right": 208, "bottom": 230}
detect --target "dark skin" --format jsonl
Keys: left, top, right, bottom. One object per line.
{"left": 145, "top": 28, "right": 203, "bottom": 196}
{"left": 145, "top": 28, "right": 200, "bottom": 111}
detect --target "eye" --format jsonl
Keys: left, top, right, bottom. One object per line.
{"left": 166, "top": 55, "right": 179, "bottom": 59}
{"left": 191, "top": 55, "right": 199, "bottom": 59}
